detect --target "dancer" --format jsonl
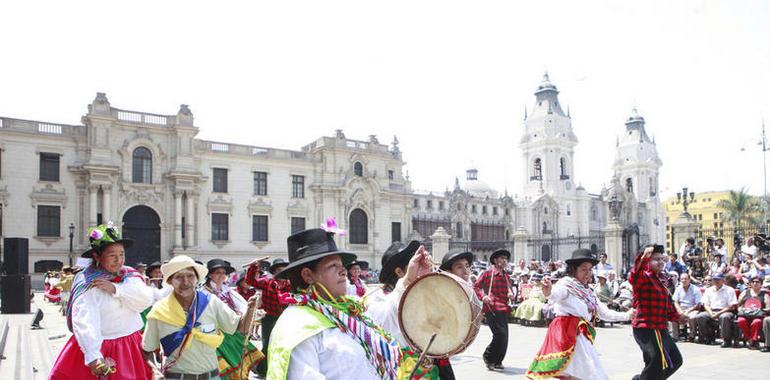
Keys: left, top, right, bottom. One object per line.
{"left": 630, "top": 245, "right": 686, "bottom": 380}
{"left": 141, "top": 255, "right": 261, "bottom": 379}
{"left": 202, "top": 259, "right": 265, "bottom": 379}
{"left": 473, "top": 248, "right": 514, "bottom": 371}
{"left": 526, "top": 249, "right": 632, "bottom": 380}
{"left": 49, "top": 223, "right": 154, "bottom": 380}
{"left": 266, "top": 226, "right": 434, "bottom": 379}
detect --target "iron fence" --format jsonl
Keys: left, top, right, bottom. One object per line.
{"left": 526, "top": 234, "right": 606, "bottom": 262}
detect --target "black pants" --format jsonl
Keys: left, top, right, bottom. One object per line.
{"left": 256, "top": 314, "right": 278, "bottom": 375}
{"left": 632, "top": 328, "right": 683, "bottom": 380}
{"left": 483, "top": 312, "right": 509, "bottom": 365}
{"left": 436, "top": 360, "right": 455, "bottom": 380}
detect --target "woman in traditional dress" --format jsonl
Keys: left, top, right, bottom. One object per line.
{"left": 267, "top": 224, "right": 435, "bottom": 380}
{"left": 514, "top": 273, "right": 547, "bottom": 325}
{"left": 201, "top": 259, "right": 265, "bottom": 379}
{"left": 346, "top": 260, "right": 367, "bottom": 297}
{"left": 526, "top": 249, "right": 633, "bottom": 380}
{"left": 49, "top": 223, "right": 154, "bottom": 380}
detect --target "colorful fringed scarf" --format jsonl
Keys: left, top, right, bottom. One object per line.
{"left": 66, "top": 265, "right": 143, "bottom": 331}
{"left": 561, "top": 276, "right": 598, "bottom": 315}
{"left": 281, "top": 284, "right": 402, "bottom": 380}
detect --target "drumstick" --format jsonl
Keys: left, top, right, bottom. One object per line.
{"left": 408, "top": 333, "right": 437, "bottom": 380}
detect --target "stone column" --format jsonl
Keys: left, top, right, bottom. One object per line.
{"left": 671, "top": 213, "right": 700, "bottom": 256}
{"left": 513, "top": 226, "right": 529, "bottom": 263}
{"left": 102, "top": 186, "right": 111, "bottom": 223}
{"left": 185, "top": 193, "right": 194, "bottom": 248}
{"left": 174, "top": 191, "right": 183, "bottom": 248}
{"left": 89, "top": 185, "right": 98, "bottom": 226}
{"left": 430, "top": 227, "right": 451, "bottom": 261}
{"left": 603, "top": 221, "right": 625, "bottom": 270}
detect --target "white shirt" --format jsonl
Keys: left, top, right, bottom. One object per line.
{"left": 72, "top": 275, "right": 153, "bottom": 365}
{"left": 149, "top": 282, "right": 173, "bottom": 303}
{"left": 742, "top": 244, "right": 758, "bottom": 258}
{"left": 702, "top": 285, "right": 738, "bottom": 310}
{"left": 287, "top": 279, "right": 406, "bottom": 380}
{"left": 595, "top": 262, "right": 614, "bottom": 273}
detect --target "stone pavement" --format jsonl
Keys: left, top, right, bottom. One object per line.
{"left": 8, "top": 295, "right": 767, "bottom": 380}
{"left": 452, "top": 322, "right": 766, "bottom": 379}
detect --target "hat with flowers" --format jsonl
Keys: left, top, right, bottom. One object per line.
{"left": 81, "top": 222, "right": 134, "bottom": 257}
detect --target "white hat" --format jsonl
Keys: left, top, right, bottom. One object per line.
{"left": 161, "top": 255, "right": 208, "bottom": 284}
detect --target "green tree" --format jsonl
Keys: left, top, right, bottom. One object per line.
{"left": 716, "top": 188, "right": 760, "bottom": 228}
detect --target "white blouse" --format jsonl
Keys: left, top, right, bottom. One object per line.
{"left": 287, "top": 279, "right": 406, "bottom": 380}
{"left": 201, "top": 282, "right": 249, "bottom": 315}
{"left": 71, "top": 276, "right": 153, "bottom": 365}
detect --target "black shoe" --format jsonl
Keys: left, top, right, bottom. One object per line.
{"left": 721, "top": 340, "right": 731, "bottom": 348}
{"left": 485, "top": 362, "right": 496, "bottom": 371}
{"left": 761, "top": 347, "right": 770, "bottom": 353}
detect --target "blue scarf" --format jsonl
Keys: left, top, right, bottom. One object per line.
{"left": 159, "top": 290, "right": 212, "bottom": 355}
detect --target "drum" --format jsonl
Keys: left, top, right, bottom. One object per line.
{"left": 398, "top": 272, "right": 482, "bottom": 359}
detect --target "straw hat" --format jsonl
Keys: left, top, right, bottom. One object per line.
{"left": 161, "top": 255, "right": 208, "bottom": 284}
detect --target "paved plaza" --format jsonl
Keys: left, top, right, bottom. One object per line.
{"left": 2, "top": 293, "right": 766, "bottom": 380}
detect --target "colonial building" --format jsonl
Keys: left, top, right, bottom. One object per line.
{"left": 0, "top": 74, "right": 666, "bottom": 274}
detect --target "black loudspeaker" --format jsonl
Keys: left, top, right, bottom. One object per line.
{"left": 3, "top": 238, "right": 29, "bottom": 275}
{"left": 1, "top": 275, "right": 32, "bottom": 314}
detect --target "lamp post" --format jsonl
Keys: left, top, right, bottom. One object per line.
{"left": 760, "top": 121, "right": 768, "bottom": 232}
{"left": 68, "top": 223, "right": 75, "bottom": 267}
{"left": 676, "top": 186, "right": 695, "bottom": 220}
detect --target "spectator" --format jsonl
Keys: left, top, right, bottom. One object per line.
{"left": 665, "top": 271, "right": 680, "bottom": 296}
{"left": 594, "top": 272, "right": 614, "bottom": 304}
{"left": 746, "top": 257, "right": 770, "bottom": 280}
{"left": 742, "top": 238, "right": 758, "bottom": 261}
{"left": 693, "top": 273, "right": 738, "bottom": 347}
{"left": 513, "top": 259, "right": 529, "bottom": 276}
{"left": 664, "top": 253, "right": 687, "bottom": 276}
{"left": 689, "top": 259, "right": 707, "bottom": 282}
{"left": 670, "top": 273, "right": 702, "bottom": 341}
{"left": 713, "top": 238, "right": 728, "bottom": 265}
{"left": 737, "top": 276, "right": 769, "bottom": 349}
{"left": 595, "top": 252, "right": 614, "bottom": 272}
{"left": 727, "top": 256, "right": 743, "bottom": 277}
{"left": 760, "top": 276, "right": 770, "bottom": 352}
{"left": 616, "top": 272, "right": 634, "bottom": 311}
{"left": 513, "top": 273, "right": 546, "bottom": 323}
{"left": 680, "top": 237, "right": 699, "bottom": 266}
{"left": 707, "top": 252, "right": 727, "bottom": 277}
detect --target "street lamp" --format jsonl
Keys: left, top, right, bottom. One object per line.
{"left": 676, "top": 186, "right": 695, "bottom": 219}
{"left": 68, "top": 223, "right": 75, "bottom": 267}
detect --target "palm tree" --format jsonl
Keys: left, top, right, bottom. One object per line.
{"left": 716, "top": 188, "right": 760, "bottom": 228}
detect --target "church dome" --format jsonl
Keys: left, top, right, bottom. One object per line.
{"left": 462, "top": 169, "right": 498, "bottom": 198}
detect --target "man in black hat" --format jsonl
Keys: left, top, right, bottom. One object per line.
{"left": 244, "top": 257, "right": 291, "bottom": 377}
{"left": 266, "top": 228, "right": 432, "bottom": 379}
{"left": 473, "top": 248, "right": 514, "bottom": 371}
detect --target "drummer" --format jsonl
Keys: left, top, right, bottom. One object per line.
{"left": 266, "top": 225, "right": 435, "bottom": 379}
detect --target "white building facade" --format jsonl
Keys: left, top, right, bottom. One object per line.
{"left": 0, "top": 74, "right": 665, "bottom": 274}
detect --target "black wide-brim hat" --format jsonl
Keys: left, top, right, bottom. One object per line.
{"left": 276, "top": 228, "right": 356, "bottom": 280}
{"left": 269, "top": 258, "right": 289, "bottom": 273}
{"left": 346, "top": 260, "right": 369, "bottom": 270}
{"left": 489, "top": 248, "right": 511, "bottom": 262}
{"left": 146, "top": 261, "right": 162, "bottom": 277}
{"left": 81, "top": 239, "right": 134, "bottom": 257}
{"left": 440, "top": 249, "right": 474, "bottom": 271}
{"left": 379, "top": 240, "right": 420, "bottom": 284}
{"left": 207, "top": 258, "right": 236, "bottom": 275}
{"left": 566, "top": 248, "right": 599, "bottom": 266}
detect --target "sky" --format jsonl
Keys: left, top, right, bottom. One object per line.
{"left": 1, "top": 1, "right": 769, "bottom": 200}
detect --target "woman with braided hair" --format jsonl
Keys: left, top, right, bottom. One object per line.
{"left": 49, "top": 223, "right": 154, "bottom": 379}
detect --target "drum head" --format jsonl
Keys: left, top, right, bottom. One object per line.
{"left": 399, "top": 273, "right": 474, "bottom": 357}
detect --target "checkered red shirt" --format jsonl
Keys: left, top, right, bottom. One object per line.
{"left": 474, "top": 268, "right": 512, "bottom": 313}
{"left": 630, "top": 254, "right": 680, "bottom": 329}
{"left": 245, "top": 265, "right": 292, "bottom": 318}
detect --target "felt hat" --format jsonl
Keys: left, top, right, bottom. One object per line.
{"left": 276, "top": 228, "right": 356, "bottom": 280}
{"left": 440, "top": 249, "right": 474, "bottom": 271}
{"left": 489, "top": 249, "right": 511, "bottom": 262}
{"left": 206, "top": 259, "right": 235, "bottom": 275}
{"left": 379, "top": 240, "right": 420, "bottom": 285}
{"left": 566, "top": 249, "right": 599, "bottom": 266}
{"left": 269, "top": 258, "right": 289, "bottom": 273}
{"left": 161, "top": 255, "right": 208, "bottom": 284}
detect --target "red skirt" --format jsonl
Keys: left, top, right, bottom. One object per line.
{"left": 45, "top": 287, "right": 62, "bottom": 303}
{"left": 49, "top": 330, "right": 152, "bottom": 380}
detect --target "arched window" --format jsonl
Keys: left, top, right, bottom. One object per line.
{"left": 132, "top": 147, "right": 152, "bottom": 183}
{"left": 354, "top": 162, "right": 363, "bottom": 177}
{"left": 560, "top": 157, "right": 568, "bottom": 179}
{"left": 625, "top": 177, "right": 633, "bottom": 193}
{"left": 349, "top": 209, "right": 368, "bottom": 244}
{"left": 532, "top": 158, "right": 543, "bottom": 180}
